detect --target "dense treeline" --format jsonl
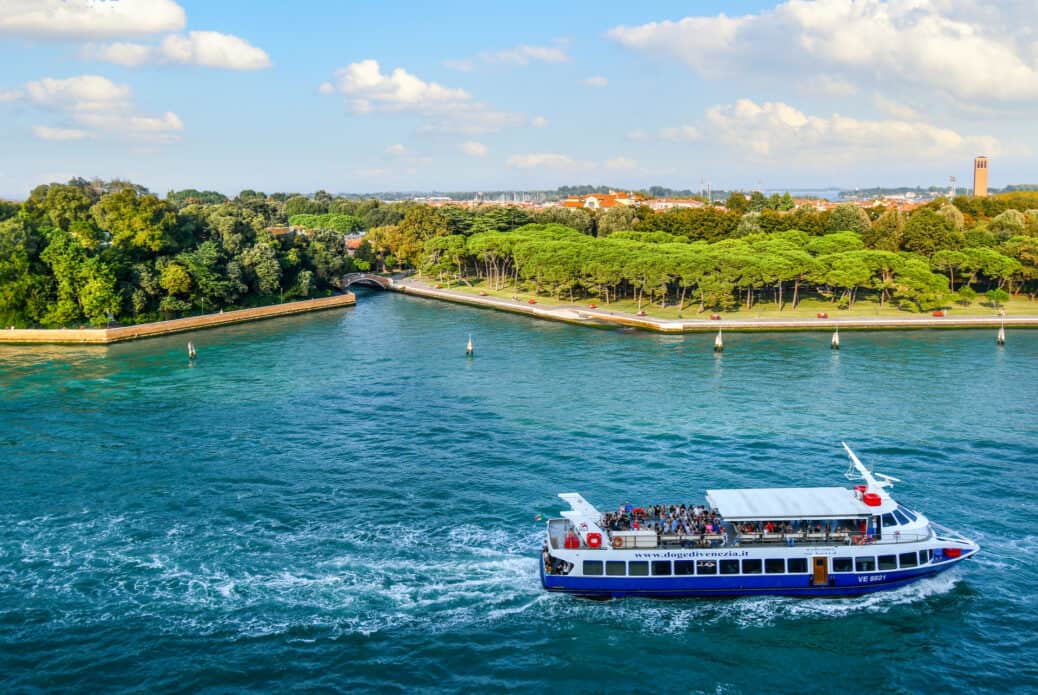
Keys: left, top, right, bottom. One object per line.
{"left": 366, "top": 195, "right": 1038, "bottom": 312}
{"left": 0, "top": 180, "right": 374, "bottom": 327}
{"left": 4, "top": 180, "right": 1037, "bottom": 326}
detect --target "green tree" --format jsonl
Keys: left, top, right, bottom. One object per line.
{"left": 863, "top": 209, "right": 904, "bottom": 251}
{"left": 91, "top": 189, "right": 178, "bottom": 253}
{"left": 903, "top": 208, "right": 959, "bottom": 258}
{"left": 159, "top": 263, "right": 192, "bottom": 296}
{"left": 826, "top": 203, "right": 872, "bottom": 235}
{"left": 938, "top": 203, "right": 965, "bottom": 232}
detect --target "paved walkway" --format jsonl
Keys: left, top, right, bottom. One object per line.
{"left": 392, "top": 279, "right": 1038, "bottom": 333}
{"left": 0, "top": 294, "right": 356, "bottom": 344}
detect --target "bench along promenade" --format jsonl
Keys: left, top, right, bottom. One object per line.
{"left": 0, "top": 293, "right": 356, "bottom": 345}
{"left": 387, "top": 277, "right": 1038, "bottom": 333}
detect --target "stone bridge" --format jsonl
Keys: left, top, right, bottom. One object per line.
{"left": 341, "top": 272, "right": 393, "bottom": 290}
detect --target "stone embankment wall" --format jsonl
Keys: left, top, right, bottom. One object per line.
{"left": 0, "top": 293, "right": 356, "bottom": 345}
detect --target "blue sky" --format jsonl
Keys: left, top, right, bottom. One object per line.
{"left": 0, "top": 0, "right": 1034, "bottom": 197}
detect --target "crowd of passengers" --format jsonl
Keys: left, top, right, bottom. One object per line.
{"left": 597, "top": 502, "right": 871, "bottom": 546}
{"left": 601, "top": 503, "right": 726, "bottom": 537}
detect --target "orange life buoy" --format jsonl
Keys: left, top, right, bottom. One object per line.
{"left": 612, "top": 536, "right": 624, "bottom": 549}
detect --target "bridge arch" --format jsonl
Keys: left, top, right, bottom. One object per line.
{"left": 341, "top": 273, "right": 393, "bottom": 290}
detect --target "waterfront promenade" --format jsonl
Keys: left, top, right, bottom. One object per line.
{"left": 0, "top": 293, "right": 356, "bottom": 345}
{"left": 393, "top": 278, "right": 1038, "bottom": 332}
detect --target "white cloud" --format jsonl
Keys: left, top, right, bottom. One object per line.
{"left": 873, "top": 93, "right": 921, "bottom": 121}
{"left": 605, "top": 156, "right": 636, "bottom": 170}
{"left": 386, "top": 143, "right": 408, "bottom": 155}
{"left": 507, "top": 153, "right": 579, "bottom": 169}
{"left": 446, "top": 39, "right": 570, "bottom": 71}
{"left": 797, "top": 74, "right": 859, "bottom": 97}
{"left": 625, "top": 129, "right": 648, "bottom": 141}
{"left": 8, "top": 75, "right": 183, "bottom": 142}
{"left": 322, "top": 59, "right": 524, "bottom": 134}
{"left": 0, "top": 89, "right": 25, "bottom": 103}
{"left": 321, "top": 59, "right": 470, "bottom": 113}
{"left": 461, "top": 141, "right": 488, "bottom": 157}
{"left": 32, "top": 125, "right": 89, "bottom": 141}
{"left": 128, "top": 112, "right": 183, "bottom": 132}
{"left": 701, "top": 98, "right": 1001, "bottom": 161}
{"left": 0, "top": 0, "right": 186, "bottom": 39}
{"left": 583, "top": 75, "right": 608, "bottom": 88}
{"left": 531, "top": 115, "right": 548, "bottom": 128}
{"left": 480, "top": 43, "right": 570, "bottom": 65}
{"left": 25, "top": 75, "right": 131, "bottom": 109}
{"left": 660, "top": 125, "right": 700, "bottom": 142}
{"left": 83, "top": 31, "right": 271, "bottom": 70}
{"left": 608, "top": 1, "right": 1038, "bottom": 103}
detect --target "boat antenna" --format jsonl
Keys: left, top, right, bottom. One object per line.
{"left": 842, "top": 442, "right": 900, "bottom": 491}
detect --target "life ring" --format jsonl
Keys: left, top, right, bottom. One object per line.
{"left": 586, "top": 532, "right": 602, "bottom": 548}
{"left": 612, "top": 536, "right": 624, "bottom": 549}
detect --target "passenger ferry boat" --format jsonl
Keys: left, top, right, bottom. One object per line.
{"left": 540, "top": 444, "right": 978, "bottom": 598}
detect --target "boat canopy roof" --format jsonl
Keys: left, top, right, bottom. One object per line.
{"left": 706, "top": 487, "right": 873, "bottom": 520}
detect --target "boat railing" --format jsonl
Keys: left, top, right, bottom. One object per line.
{"left": 734, "top": 529, "right": 932, "bottom": 546}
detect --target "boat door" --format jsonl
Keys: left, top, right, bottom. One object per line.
{"left": 812, "top": 557, "right": 829, "bottom": 586}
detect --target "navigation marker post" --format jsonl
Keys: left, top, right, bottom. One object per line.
{"left": 466, "top": 334, "right": 474, "bottom": 357}
{"left": 714, "top": 328, "right": 723, "bottom": 353}
{"left": 997, "top": 321, "right": 1005, "bottom": 346}
{"left": 832, "top": 326, "right": 840, "bottom": 350}
{"left": 187, "top": 341, "right": 197, "bottom": 361}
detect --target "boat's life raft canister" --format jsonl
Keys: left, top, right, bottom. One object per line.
{"left": 586, "top": 532, "right": 602, "bottom": 548}
{"left": 862, "top": 492, "right": 882, "bottom": 506}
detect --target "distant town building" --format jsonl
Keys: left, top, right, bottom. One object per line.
{"left": 973, "top": 156, "right": 989, "bottom": 197}
{"left": 560, "top": 191, "right": 643, "bottom": 210}
{"left": 644, "top": 198, "right": 706, "bottom": 212}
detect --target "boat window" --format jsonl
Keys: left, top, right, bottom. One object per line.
{"left": 787, "top": 558, "right": 808, "bottom": 573}
{"left": 674, "top": 561, "right": 694, "bottom": 576}
{"left": 628, "top": 561, "right": 649, "bottom": 577}
{"left": 918, "top": 550, "right": 929, "bottom": 565}
{"left": 892, "top": 509, "right": 910, "bottom": 525}
{"left": 696, "top": 560, "right": 717, "bottom": 575}
{"left": 652, "top": 561, "right": 672, "bottom": 576}
{"left": 881, "top": 513, "right": 897, "bottom": 527}
{"left": 898, "top": 506, "right": 918, "bottom": 522}
{"left": 719, "top": 559, "right": 740, "bottom": 575}
{"left": 606, "top": 561, "right": 626, "bottom": 576}
{"left": 856, "top": 557, "right": 876, "bottom": 572}
{"left": 899, "top": 552, "right": 918, "bottom": 568}
{"left": 833, "top": 557, "right": 853, "bottom": 572}
{"left": 742, "top": 559, "right": 763, "bottom": 574}
{"left": 765, "top": 558, "right": 785, "bottom": 574}
{"left": 583, "top": 561, "right": 603, "bottom": 576}
{"left": 878, "top": 555, "right": 897, "bottom": 570}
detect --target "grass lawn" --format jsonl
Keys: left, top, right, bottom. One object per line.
{"left": 428, "top": 278, "right": 1036, "bottom": 321}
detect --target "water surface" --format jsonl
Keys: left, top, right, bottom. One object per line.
{"left": 2, "top": 291, "right": 1036, "bottom": 693}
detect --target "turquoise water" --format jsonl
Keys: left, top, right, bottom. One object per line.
{"left": 2, "top": 291, "right": 1036, "bottom": 693}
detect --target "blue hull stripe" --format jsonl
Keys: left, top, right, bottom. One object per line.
{"left": 541, "top": 560, "right": 964, "bottom": 598}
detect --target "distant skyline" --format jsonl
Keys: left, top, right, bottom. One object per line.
{"left": 0, "top": 0, "right": 1035, "bottom": 197}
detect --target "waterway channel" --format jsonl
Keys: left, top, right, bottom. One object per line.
{"left": 1, "top": 289, "right": 1036, "bottom": 692}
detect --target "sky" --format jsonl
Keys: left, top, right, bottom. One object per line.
{"left": 0, "top": 0, "right": 1035, "bottom": 197}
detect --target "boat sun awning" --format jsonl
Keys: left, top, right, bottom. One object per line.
{"left": 705, "top": 487, "right": 872, "bottom": 520}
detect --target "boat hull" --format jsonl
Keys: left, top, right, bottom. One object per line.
{"left": 540, "top": 553, "right": 973, "bottom": 599}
